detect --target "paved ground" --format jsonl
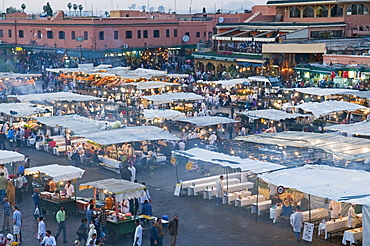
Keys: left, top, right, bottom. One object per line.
{"left": 1, "top": 146, "right": 342, "bottom": 246}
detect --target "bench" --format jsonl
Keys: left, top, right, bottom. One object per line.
{"left": 203, "top": 182, "right": 254, "bottom": 200}
{"left": 188, "top": 178, "right": 241, "bottom": 196}
{"left": 235, "top": 195, "right": 266, "bottom": 207}
{"left": 251, "top": 200, "right": 272, "bottom": 215}
{"left": 327, "top": 228, "right": 348, "bottom": 243}
{"left": 182, "top": 172, "right": 244, "bottom": 189}
{"left": 223, "top": 190, "right": 252, "bottom": 205}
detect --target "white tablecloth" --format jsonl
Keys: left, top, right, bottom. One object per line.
{"left": 223, "top": 190, "right": 251, "bottom": 205}
{"left": 342, "top": 228, "right": 362, "bottom": 245}
{"left": 318, "top": 214, "right": 362, "bottom": 239}
{"left": 188, "top": 178, "right": 240, "bottom": 196}
{"left": 98, "top": 155, "right": 121, "bottom": 169}
{"left": 182, "top": 172, "right": 242, "bottom": 189}
{"left": 302, "top": 208, "right": 328, "bottom": 222}
{"left": 235, "top": 195, "right": 265, "bottom": 207}
{"left": 270, "top": 206, "right": 282, "bottom": 223}
{"left": 203, "top": 182, "right": 253, "bottom": 200}
{"left": 251, "top": 200, "right": 272, "bottom": 215}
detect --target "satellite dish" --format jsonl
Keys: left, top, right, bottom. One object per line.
{"left": 142, "top": 5, "right": 146, "bottom": 10}
{"left": 149, "top": 7, "right": 154, "bottom": 12}
{"left": 131, "top": 4, "right": 136, "bottom": 9}
{"left": 218, "top": 17, "right": 224, "bottom": 23}
{"left": 182, "top": 35, "right": 189, "bottom": 43}
{"left": 158, "top": 5, "right": 165, "bottom": 12}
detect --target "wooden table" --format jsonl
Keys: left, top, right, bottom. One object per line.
{"left": 203, "top": 182, "right": 254, "bottom": 200}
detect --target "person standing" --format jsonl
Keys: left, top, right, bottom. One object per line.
{"left": 149, "top": 220, "right": 160, "bottom": 246}
{"left": 329, "top": 200, "right": 341, "bottom": 220}
{"left": 215, "top": 175, "right": 225, "bottom": 206}
{"left": 0, "top": 173, "right": 7, "bottom": 202}
{"left": 348, "top": 204, "right": 359, "bottom": 228}
{"left": 6, "top": 181, "right": 15, "bottom": 207}
{"left": 40, "top": 230, "right": 57, "bottom": 246}
{"left": 64, "top": 181, "right": 74, "bottom": 197}
{"left": 291, "top": 206, "right": 303, "bottom": 243}
{"left": 0, "top": 165, "right": 8, "bottom": 179}
{"left": 33, "top": 187, "right": 40, "bottom": 210}
{"left": 55, "top": 206, "right": 68, "bottom": 243}
{"left": 37, "top": 216, "right": 46, "bottom": 242}
{"left": 168, "top": 214, "right": 179, "bottom": 246}
{"left": 133, "top": 220, "right": 142, "bottom": 246}
{"left": 12, "top": 206, "right": 21, "bottom": 243}
{"left": 129, "top": 163, "right": 136, "bottom": 182}
{"left": 121, "top": 165, "right": 132, "bottom": 181}
{"left": 2, "top": 198, "right": 10, "bottom": 232}
{"left": 15, "top": 174, "right": 23, "bottom": 203}
{"left": 99, "top": 207, "right": 108, "bottom": 236}
{"left": 76, "top": 218, "right": 88, "bottom": 245}
{"left": 155, "top": 218, "right": 164, "bottom": 246}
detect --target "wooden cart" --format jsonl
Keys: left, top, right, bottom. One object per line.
{"left": 106, "top": 217, "right": 137, "bottom": 243}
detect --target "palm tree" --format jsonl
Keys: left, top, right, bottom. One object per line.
{"left": 21, "top": 3, "right": 26, "bottom": 12}
{"left": 67, "top": 3, "right": 72, "bottom": 15}
{"left": 73, "top": 3, "right": 78, "bottom": 16}
{"left": 78, "top": 4, "right": 83, "bottom": 16}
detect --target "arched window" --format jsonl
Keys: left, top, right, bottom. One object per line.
{"left": 347, "top": 4, "right": 368, "bottom": 15}
{"left": 290, "top": 6, "right": 300, "bottom": 18}
{"left": 316, "top": 5, "right": 328, "bottom": 17}
{"left": 303, "top": 6, "right": 314, "bottom": 17}
{"left": 331, "top": 5, "right": 343, "bottom": 17}
{"left": 365, "top": 5, "right": 369, "bottom": 14}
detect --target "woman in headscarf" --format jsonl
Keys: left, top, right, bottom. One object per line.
{"left": 86, "top": 224, "right": 97, "bottom": 246}
{"left": 6, "top": 181, "right": 15, "bottom": 207}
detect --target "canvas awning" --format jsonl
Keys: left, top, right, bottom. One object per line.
{"left": 130, "top": 81, "right": 179, "bottom": 90}
{"left": 25, "top": 164, "right": 85, "bottom": 182}
{"left": 291, "top": 101, "right": 366, "bottom": 118}
{"left": 236, "top": 131, "right": 370, "bottom": 161}
{"left": 78, "top": 126, "right": 180, "bottom": 145}
{"left": 34, "top": 115, "right": 106, "bottom": 135}
{"left": 0, "top": 151, "right": 24, "bottom": 164}
{"left": 175, "top": 148, "right": 285, "bottom": 173}
{"left": 240, "top": 109, "right": 307, "bottom": 121}
{"left": 10, "top": 92, "right": 101, "bottom": 102}
{"left": 0, "top": 103, "right": 48, "bottom": 117}
{"left": 79, "top": 178, "right": 146, "bottom": 200}
{"left": 200, "top": 79, "right": 247, "bottom": 89}
{"left": 142, "top": 92, "right": 203, "bottom": 105}
{"left": 326, "top": 120, "right": 370, "bottom": 136}
{"left": 175, "top": 116, "right": 240, "bottom": 127}
{"left": 262, "top": 43, "right": 326, "bottom": 54}
{"left": 143, "top": 109, "right": 185, "bottom": 120}
{"left": 286, "top": 88, "right": 354, "bottom": 96}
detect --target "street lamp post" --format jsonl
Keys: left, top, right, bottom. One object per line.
{"left": 77, "top": 44, "right": 82, "bottom": 61}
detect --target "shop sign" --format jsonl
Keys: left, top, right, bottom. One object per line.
{"left": 55, "top": 49, "right": 65, "bottom": 54}
{"left": 277, "top": 186, "right": 285, "bottom": 194}
{"left": 75, "top": 36, "right": 84, "bottom": 42}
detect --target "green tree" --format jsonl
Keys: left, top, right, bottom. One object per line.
{"left": 21, "top": 3, "right": 26, "bottom": 12}
{"left": 6, "top": 6, "right": 21, "bottom": 14}
{"left": 78, "top": 4, "right": 83, "bottom": 16}
{"left": 43, "top": 2, "right": 53, "bottom": 16}
{"left": 73, "top": 4, "right": 78, "bottom": 16}
{"left": 104, "top": 11, "right": 110, "bottom": 17}
{"left": 67, "top": 3, "right": 72, "bottom": 15}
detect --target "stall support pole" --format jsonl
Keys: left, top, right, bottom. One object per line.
{"left": 65, "top": 128, "right": 68, "bottom": 160}
{"left": 93, "top": 188, "right": 97, "bottom": 206}
{"left": 255, "top": 178, "right": 259, "bottom": 222}
{"left": 308, "top": 194, "right": 311, "bottom": 223}
{"left": 226, "top": 167, "right": 229, "bottom": 192}
{"left": 175, "top": 160, "right": 179, "bottom": 183}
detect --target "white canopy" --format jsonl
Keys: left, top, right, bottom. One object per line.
{"left": 24, "top": 164, "right": 85, "bottom": 182}
{"left": 34, "top": 115, "right": 106, "bottom": 134}
{"left": 0, "top": 151, "right": 24, "bottom": 164}
{"left": 142, "top": 92, "right": 203, "bottom": 105}
{"left": 286, "top": 87, "right": 354, "bottom": 96}
{"left": 201, "top": 79, "right": 246, "bottom": 89}
{"left": 78, "top": 126, "right": 180, "bottom": 145}
{"left": 0, "top": 73, "right": 41, "bottom": 79}
{"left": 167, "top": 74, "right": 189, "bottom": 78}
{"left": 79, "top": 178, "right": 146, "bottom": 200}
{"left": 240, "top": 109, "right": 307, "bottom": 121}
{"left": 176, "top": 148, "right": 285, "bottom": 173}
{"left": 292, "top": 101, "right": 366, "bottom": 118}
{"left": 143, "top": 109, "right": 185, "bottom": 120}
{"left": 176, "top": 116, "right": 240, "bottom": 127}
{"left": 130, "top": 81, "right": 178, "bottom": 90}
{"left": 326, "top": 120, "right": 370, "bottom": 136}
{"left": 0, "top": 103, "right": 48, "bottom": 117}
{"left": 10, "top": 92, "right": 101, "bottom": 102}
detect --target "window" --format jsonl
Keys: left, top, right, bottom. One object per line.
{"left": 290, "top": 6, "right": 300, "bottom": 18}
{"left": 143, "top": 30, "right": 148, "bottom": 38}
{"left": 208, "top": 32, "right": 212, "bottom": 39}
{"left": 0, "top": 29, "right": 3, "bottom": 38}
{"left": 310, "top": 31, "right": 319, "bottom": 38}
{"left": 8, "top": 30, "right": 12, "bottom": 38}
{"left": 196, "top": 32, "right": 200, "bottom": 38}
{"left": 331, "top": 5, "right": 343, "bottom": 17}
{"left": 126, "top": 31, "right": 132, "bottom": 39}
{"left": 37, "top": 30, "right": 41, "bottom": 39}
{"left": 18, "top": 30, "right": 24, "bottom": 38}
{"left": 166, "top": 29, "right": 170, "bottom": 38}
{"left": 59, "top": 31, "right": 65, "bottom": 39}
{"left": 137, "top": 30, "right": 141, "bottom": 38}
{"left": 174, "top": 29, "right": 177, "bottom": 37}
{"left": 47, "top": 31, "right": 53, "bottom": 39}
{"left": 99, "top": 31, "right": 104, "bottom": 40}
{"left": 316, "top": 5, "right": 328, "bottom": 17}
{"left": 84, "top": 31, "right": 88, "bottom": 40}
{"left": 185, "top": 32, "right": 190, "bottom": 37}
{"left": 333, "top": 30, "right": 342, "bottom": 37}
{"left": 347, "top": 4, "right": 368, "bottom": 15}
{"left": 153, "top": 30, "right": 160, "bottom": 38}
{"left": 303, "top": 6, "right": 314, "bottom": 17}
{"left": 114, "top": 31, "right": 119, "bottom": 39}
{"left": 204, "top": 32, "right": 206, "bottom": 37}
{"left": 71, "top": 31, "right": 75, "bottom": 40}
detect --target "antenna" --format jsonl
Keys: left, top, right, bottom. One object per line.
{"left": 174, "top": 0, "right": 176, "bottom": 13}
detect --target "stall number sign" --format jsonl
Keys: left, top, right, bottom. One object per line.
{"left": 174, "top": 182, "right": 182, "bottom": 197}
{"left": 277, "top": 186, "right": 285, "bottom": 194}
{"left": 303, "top": 222, "right": 314, "bottom": 242}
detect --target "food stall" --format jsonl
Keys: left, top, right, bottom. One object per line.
{"left": 24, "top": 164, "right": 85, "bottom": 215}
{"left": 79, "top": 178, "right": 146, "bottom": 243}
{"left": 0, "top": 150, "right": 24, "bottom": 177}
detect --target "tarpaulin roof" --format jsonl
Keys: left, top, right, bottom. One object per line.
{"left": 25, "top": 164, "right": 85, "bottom": 182}
{"left": 291, "top": 101, "right": 366, "bottom": 118}
{"left": 142, "top": 92, "right": 203, "bottom": 105}
{"left": 342, "top": 91, "right": 370, "bottom": 100}
{"left": 167, "top": 74, "right": 189, "bottom": 78}
{"left": 200, "top": 79, "right": 247, "bottom": 89}
{"left": 326, "top": 120, "right": 370, "bottom": 136}
{"left": 0, "top": 151, "right": 24, "bottom": 164}
{"left": 175, "top": 148, "right": 285, "bottom": 173}
{"left": 79, "top": 178, "right": 146, "bottom": 200}
{"left": 286, "top": 87, "right": 354, "bottom": 96}
{"left": 236, "top": 131, "right": 370, "bottom": 161}
{"left": 143, "top": 109, "right": 185, "bottom": 120}
{"left": 175, "top": 116, "right": 240, "bottom": 127}
{"left": 258, "top": 165, "right": 370, "bottom": 204}
{"left": 78, "top": 126, "right": 180, "bottom": 145}
{"left": 240, "top": 109, "right": 307, "bottom": 121}
{"left": 0, "top": 73, "right": 41, "bottom": 78}
{"left": 10, "top": 92, "right": 101, "bottom": 102}
{"left": 34, "top": 115, "right": 106, "bottom": 134}
{"left": 130, "top": 81, "right": 178, "bottom": 90}
{"left": 0, "top": 103, "right": 48, "bottom": 117}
